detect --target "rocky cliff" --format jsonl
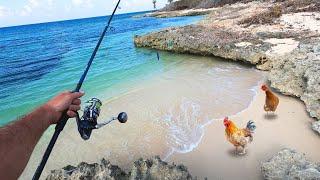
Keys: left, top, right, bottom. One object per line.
{"left": 134, "top": 0, "right": 320, "bottom": 133}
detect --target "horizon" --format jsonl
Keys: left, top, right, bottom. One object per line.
{"left": 0, "top": 10, "right": 153, "bottom": 29}
{"left": 0, "top": 0, "right": 168, "bottom": 28}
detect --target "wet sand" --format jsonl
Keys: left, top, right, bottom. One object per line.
{"left": 169, "top": 89, "right": 320, "bottom": 180}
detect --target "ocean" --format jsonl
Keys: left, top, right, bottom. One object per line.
{"left": 0, "top": 12, "right": 203, "bottom": 125}
{"left": 0, "top": 12, "right": 264, "bottom": 178}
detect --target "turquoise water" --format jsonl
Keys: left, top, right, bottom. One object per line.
{"left": 0, "top": 12, "right": 203, "bottom": 125}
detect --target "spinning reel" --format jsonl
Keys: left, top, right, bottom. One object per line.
{"left": 76, "top": 98, "right": 128, "bottom": 140}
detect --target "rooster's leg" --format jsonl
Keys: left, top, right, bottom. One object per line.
{"left": 235, "top": 146, "right": 240, "bottom": 153}
{"left": 239, "top": 147, "right": 246, "bottom": 155}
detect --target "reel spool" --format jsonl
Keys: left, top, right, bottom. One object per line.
{"left": 76, "top": 98, "right": 128, "bottom": 140}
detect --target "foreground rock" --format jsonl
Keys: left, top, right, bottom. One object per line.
{"left": 261, "top": 149, "right": 320, "bottom": 179}
{"left": 312, "top": 121, "right": 320, "bottom": 135}
{"left": 134, "top": 0, "right": 320, "bottom": 126}
{"left": 46, "top": 156, "right": 193, "bottom": 180}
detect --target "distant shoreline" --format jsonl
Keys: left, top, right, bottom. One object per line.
{"left": 0, "top": 10, "right": 154, "bottom": 29}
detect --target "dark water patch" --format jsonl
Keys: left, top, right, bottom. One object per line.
{"left": 0, "top": 57, "right": 60, "bottom": 82}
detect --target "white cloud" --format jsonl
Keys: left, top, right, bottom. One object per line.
{"left": 0, "top": 6, "right": 12, "bottom": 17}
{"left": 29, "top": 0, "right": 40, "bottom": 8}
{"left": 48, "top": 0, "right": 54, "bottom": 7}
{"left": 20, "top": 0, "right": 39, "bottom": 16}
{"left": 19, "top": 0, "right": 54, "bottom": 16}
{"left": 71, "top": 0, "right": 94, "bottom": 8}
{"left": 1, "top": 0, "right": 168, "bottom": 27}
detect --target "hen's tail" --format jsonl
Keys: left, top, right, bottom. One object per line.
{"left": 246, "top": 120, "right": 256, "bottom": 133}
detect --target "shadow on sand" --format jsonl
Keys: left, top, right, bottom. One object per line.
{"left": 227, "top": 148, "right": 248, "bottom": 158}
{"left": 264, "top": 113, "right": 278, "bottom": 120}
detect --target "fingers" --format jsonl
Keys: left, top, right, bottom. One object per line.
{"left": 70, "top": 91, "right": 85, "bottom": 99}
{"left": 69, "top": 105, "right": 81, "bottom": 112}
{"left": 65, "top": 91, "right": 83, "bottom": 118}
{"left": 67, "top": 110, "right": 78, "bottom": 118}
{"left": 72, "top": 99, "right": 81, "bottom": 105}
{"left": 68, "top": 102, "right": 81, "bottom": 118}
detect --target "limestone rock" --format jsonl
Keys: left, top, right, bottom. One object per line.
{"left": 261, "top": 149, "right": 320, "bottom": 179}
{"left": 129, "top": 156, "right": 193, "bottom": 180}
{"left": 46, "top": 159, "right": 128, "bottom": 180}
{"left": 47, "top": 156, "right": 193, "bottom": 180}
{"left": 312, "top": 121, "right": 320, "bottom": 135}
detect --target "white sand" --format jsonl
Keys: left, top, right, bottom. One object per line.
{"left": 264, "top": 38, "right": 299, "bottom": 56}
{"left": 169, "top": 89, "right": 320, "bottom": 180}
{"left": 281, "top": 12, "right": 320, "bottom": 33}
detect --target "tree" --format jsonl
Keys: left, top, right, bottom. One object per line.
{"left": 168, "top": 0, "right": 173, "bottom": 4}
{"left": 153, "top": 0, "right": 157, "bottom": 9}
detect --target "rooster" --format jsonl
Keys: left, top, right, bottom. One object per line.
{"left": 223, "top": 117, "right": 256, "bottom": 155}
{"left": 261, "top": 84, "right": 279, "bottom": 113}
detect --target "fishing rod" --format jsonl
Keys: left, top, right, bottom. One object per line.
{"left": 33, "top": 1, "right": 123, "bottom": 179}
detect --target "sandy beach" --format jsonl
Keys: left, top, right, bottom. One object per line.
{"left": 169, "top": 88, "right": 320, "bottom": 180}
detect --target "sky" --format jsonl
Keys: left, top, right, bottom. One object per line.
{"left": 0, "top": 0, "right": 168, "bottom": 28}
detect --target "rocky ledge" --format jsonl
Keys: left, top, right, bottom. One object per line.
{"left": 134, "top": 8, "right": 215, "bottom": 18}
{"left": 261, "top": 149, "right": 320, "bottom": 179}
{"left": 46, "top": 156, "right": 193, "bottom": 180}
{"left": 134, "top": 0, "right": 320, "bottom": 131}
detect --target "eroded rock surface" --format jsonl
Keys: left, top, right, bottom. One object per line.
{"left": 261, "top": 149, "right": 320, "bottom": 179}
{"left": 312, "top": 121, "right": 320, "bottom": 135}
{"left": 46, "top": 156, "right": 193, "bottom": 180}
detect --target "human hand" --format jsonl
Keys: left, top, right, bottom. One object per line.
{"left": 45, "top": 91, "right": 85, "bottom": 124}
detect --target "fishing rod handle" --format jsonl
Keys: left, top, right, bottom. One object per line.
{"left": 32, "top": 114, "right": 69, "bottom": 180}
